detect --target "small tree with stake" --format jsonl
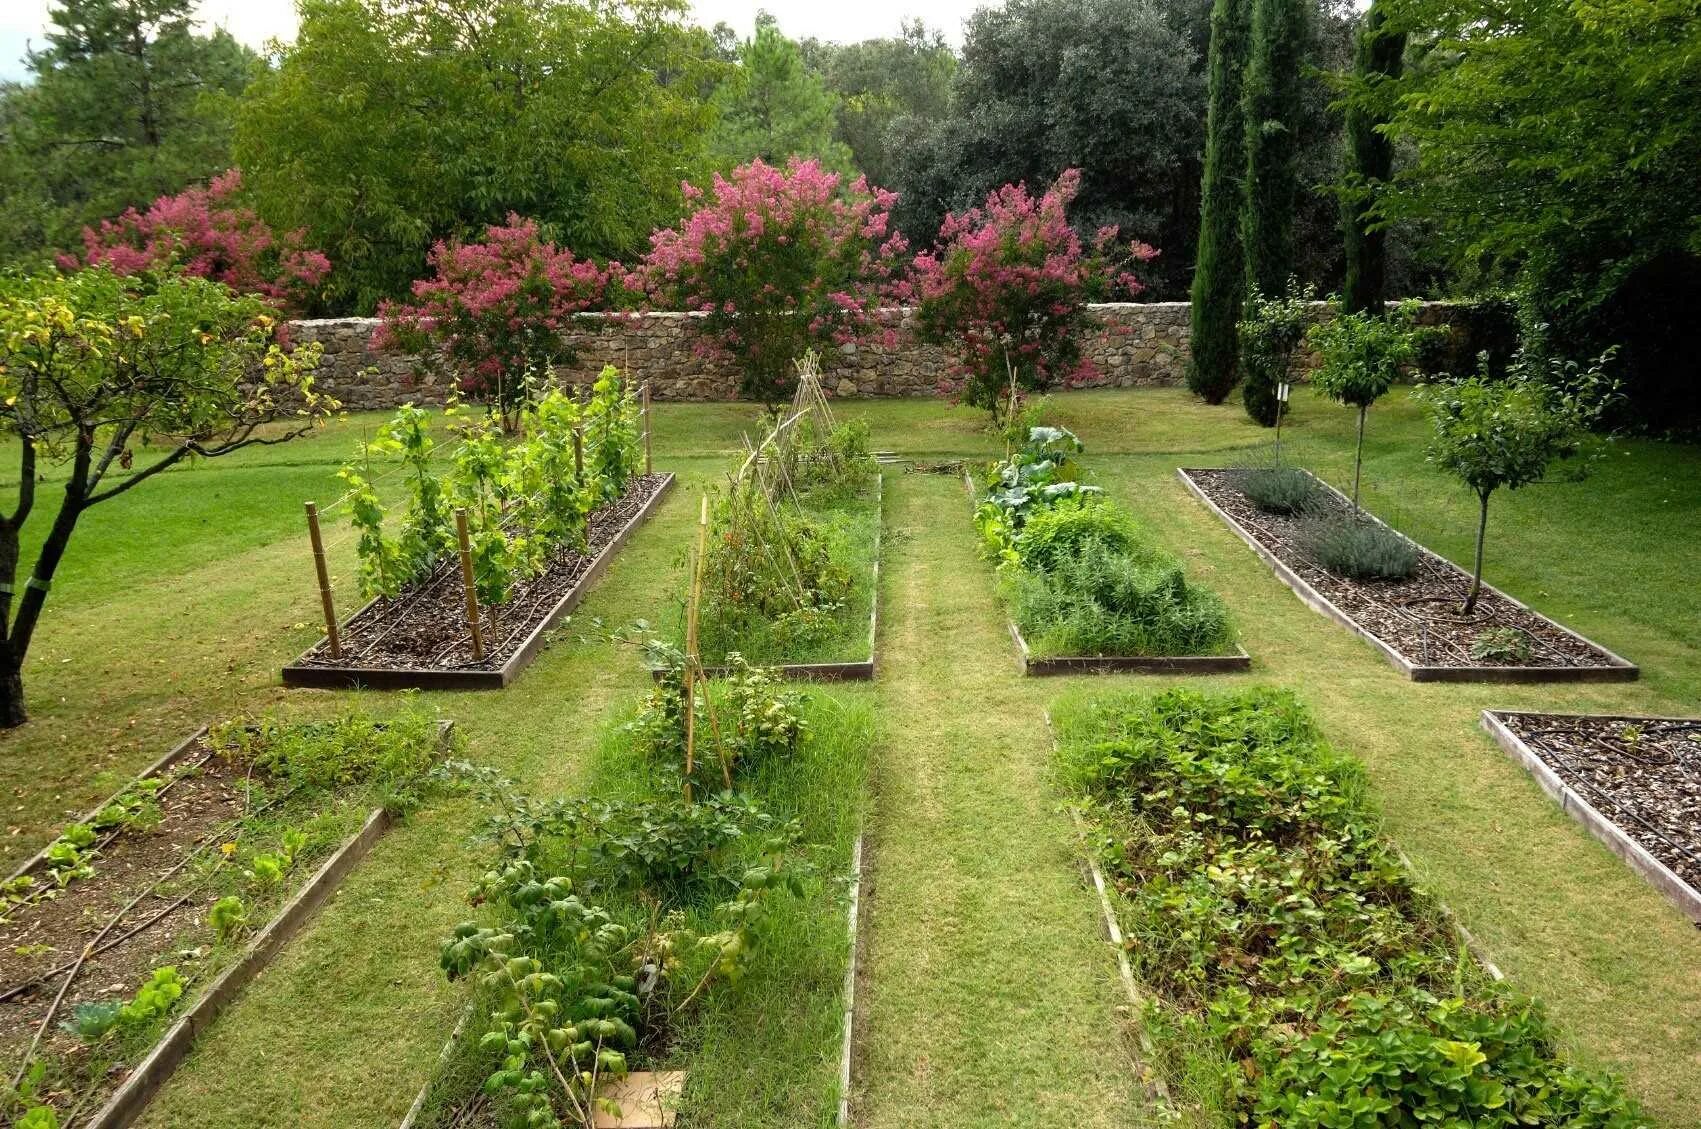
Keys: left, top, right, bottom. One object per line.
{"left": 0, "top": 267, "right": 330, "bottom": 727}
{"left": 1307, "top": 301, "right": 1419, "bottom": 509}
{"left": 1417, "top": 350, "right": 1617, "bottom": 615}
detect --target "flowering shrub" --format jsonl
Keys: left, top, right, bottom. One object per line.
{"left": 59, "top": 171, "right": 330, "bottom": 316}
{"left": 911, "top": 169, "right": 1156, "bottom": 417}
{"left": 373, "top": 216, "right": 618, "bottom": 427}
{"left": 643, "top": 158, "right": 908, "bottom": 404}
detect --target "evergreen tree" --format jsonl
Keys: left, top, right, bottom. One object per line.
{"left": 1242, "top": 0, "right": 1307, "bottom": 300}
{"left": 709, "top": 14, "right": 853, "bottom": 172}
{"left": 1340, "top": 1, "right": 1403, "bottom": 314}
{"left": 1188, "top": 0, "right": 1251, "bottom": 403}
{"left": 0, "top": 0, "right": 257, "bottom": 264}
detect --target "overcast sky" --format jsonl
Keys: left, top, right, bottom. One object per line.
{"left": 0, "top": 1, "right": 980, "bottom": 82}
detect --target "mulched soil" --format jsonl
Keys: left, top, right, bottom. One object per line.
{"left": 1499, "top": 713, "right": 1701, "bottom": 893}
{"left": 1186, "top": 468, "right": 1624, "bottom": 670}
{"left": 295, "top": 475, "right": 669, "bottom": 673}
{"left": 0, "top": 741, "right": 264, "bottom": 1095}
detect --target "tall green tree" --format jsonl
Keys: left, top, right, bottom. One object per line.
{"left": 1339, "top": 1, "right": 1403, "bottom": 314}
{"left": 1241, "top": 0, "right": 1307, "bottom": 299}
{"left": 886, "top": 0, "right": 1205, "bottom": 294}
{"left": 1356, "top": 0, "right": 1701, "bottom": 423}
{"left": 708, "top": 13, "right": 851, "bottom": 172}
{"left": 1187, "top": 0, "right": 1251, "bottom": 402}
{"left": 799, "top": 20, "right": 955, "bottom": 189}
{"left": 235, "top": 0, "right": 720, "bottom": 314}
{"left": 0, "top": 0, "right": 257, "bottom": 265}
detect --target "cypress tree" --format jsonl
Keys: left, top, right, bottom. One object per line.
{"left": 1187, "top": 0, "right": 1252, "bottom": 404}
{"left": 1242, "top": 0, "right": 1307, "bottom": 301}
{"left": 1341, "top": 1, "right": 1406, "bottom": 315}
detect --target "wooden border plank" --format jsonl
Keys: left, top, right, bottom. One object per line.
{"left": 1176, "top": 468, "right": 1638, "bottom": 683}
{"left": 282, "top": 474, "right": 675, "bottom": 691}
{"left": 1480, "top": 710, "right": 1701, "bottom": 925}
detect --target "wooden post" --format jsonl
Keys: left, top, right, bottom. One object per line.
{"left": 573, "top": 424, "right": 584, "bottom": 482}
{"left": 454, "top": 509, "right": 485, "bottom": 662}
{"left": 681, "top": 495, "right": 711, "bottom": 802}
{"left": 304, "top": 502, "right": 342, "bottom": 659}
{"left": 639, "top": 380, "right": 653, "bottom": 472}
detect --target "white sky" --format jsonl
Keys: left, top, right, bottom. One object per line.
{"left": 0, "top": 1, "right": 979, "bottom": 82}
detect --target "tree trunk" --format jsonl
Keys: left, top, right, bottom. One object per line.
{"left": 0, "top": 664, "right": 24, "bottom": 729}
{"left": 1351, "top": 405, "right": 1367, "bottom": 511}
{"left": 1463, "top": 491, "right": 1490, "bottom": 616}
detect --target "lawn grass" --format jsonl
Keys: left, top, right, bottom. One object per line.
{"left": 0, "top": 388, "right": 1694, "bottom": 1125}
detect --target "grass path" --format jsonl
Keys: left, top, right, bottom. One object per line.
{"left": 851, "top": 470, "right": 1142, "bottom": 1128}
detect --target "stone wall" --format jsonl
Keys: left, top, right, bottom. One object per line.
{"left": 288, "top": 300, "right": 1461, "bottom": 410}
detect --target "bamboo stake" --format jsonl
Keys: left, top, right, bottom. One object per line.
{"left": 642, "top": 382, "right": 653, "bottom": 475}
{"left": 304, "top": 502, "right": 342, "bottom": 659}
{"left": 682, "top": 496, "right": 710, "bottom": 803}
{"left": 454, "top": 510, "right": 485, "bottom": 662}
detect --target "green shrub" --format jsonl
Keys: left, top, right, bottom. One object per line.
{"left": 1061, "top": 688, "right": 1648, "bottom": 1126}
{"left": 1234, "top": 463, "right": 1320, "bottom": 514}
{"left": 1010, "top": 497, "right": 1141, "bottom": 572}
{"left": 1470, "top": 627, "right": 1534, "bottom": 664}
{"left": 1008, "top": 541, "right": 1235, "bottom": 658}
{"left": 1296, "top": 511, "right": 1418, "bottom": 580}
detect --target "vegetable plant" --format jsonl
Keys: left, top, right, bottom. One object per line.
{"left": 1308, "top": 301, "right": 1421, "bottom": 509}
{"left": 1416, "top": 350, "right": 1618, "bottom": 614}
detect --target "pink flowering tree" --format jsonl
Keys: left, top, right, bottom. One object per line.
{"left": 643, "top": 158, "right": 909, "bottom": 404}
{"left": 911, "top": 169, "right": 1158, "bottom": 418}
{"left": 373, "top": 216, "right": 618, "bottom": 429}
{"left": 60, "top": 170, "right": 331, "bottom": 316}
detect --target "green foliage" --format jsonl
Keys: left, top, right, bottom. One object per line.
{"left": 234, "top": 0, "right": 721, "bottom": 312}
{"left": 709, "top": 14, "right": 852, "bottom": 172}
{"left": 211, "top": 705, "right": 449, "bottom": 813}
{"left": 1348, "top": 0, "right": 1700, "bottom": 423}
{"left": 974, "top": 426, "right": 1099, "bottom": 556}
{"left": 1416, "top": 349, "right": 1619, "bottom": 611}
{"left": 208, "top": 895, "right": 250, "bottom": 944}
{"left": 0, "top": 267, "right": 329, "bottom": 725}
{"left": 1063, "top": 688, "right": 1648, "bottom": 1125}
{"left": 1309, "top": 300, "right": 1423, "bottom": 506}
{"left": 1007, "top": 541, "right": 1235, "bottom": 658}
{"left": 1189, "top": 0, "right": 1252, "bottom": 403}
{"left": 1470, "top": 628, "right": 1533, "bottom": 665}
{"left": 1338, "top": 1, "right": 1404, "bottom": 315}
{"left": 342, "top": 381, "right": 643, "bottom": 606}
{"left": 1007, "top": 498, "right": 1140, "bottom": 573}
{"left": 1295, "top": 511, "right": 1419, "bottom": 580}
{"left": 0, "top": 0, "right": 259, "bottom": 266}
{"left": 1235, "top": 462, "right": 1321, "bottom": 514}
{"left": 1241, "top": 0, "right": 1308, "bottom": 300}
{"left": 698, "top": 483, "right": 853, "bottom": 654}
{"left": 633, "top": 649, "right": 808, "bottom": 792}
{"left": 65, "top": 965, "right": 188, "bottom": 1043}
{"left": 798, "top": 20, "right": 955, "bottom": 188}
{"left": 1237, "top": 282, "right": 1314, "bottom": 425}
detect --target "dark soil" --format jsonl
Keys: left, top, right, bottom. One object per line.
{"left": 1499, "top": 713, "right": 1701, "bottom": 892}
{"left": 1187, "top": 469, "right": 1625, "bottom": 670}
{"left": 296, "top": 475, "right": 670, "bottom": 673}
{"left": 0, "top": 742, "right": 261, "bottom": 1084}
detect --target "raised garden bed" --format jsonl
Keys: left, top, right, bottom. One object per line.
{"left": 665, "top": 475, "right": 882, "bottom": 685}
{"left": 1178, "top": 467, "right": 1637, "bottom": 682}
{"left": 284, "top": 474, "right": 674, "bottom": 690}
{"left": 1, "top": 717, "right": 453, "bottom": 1128}
{"left": 966, "top": 473, "right": 1250, "bottom": 678}
{"left": 1482, "top": 710, "right": 1701, "bottom": 925}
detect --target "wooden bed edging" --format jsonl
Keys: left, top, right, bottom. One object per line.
{"left": 282, "top": 473, "right": 677, "bottom": 691}
{"left": 1481, "top": 710, "right": 1701, "bottom": 926}
{"left": 656, "top": 474, "right": 883, "bottom": 685}
{"left": 1176, "top": 468, "right": 1638, "bottom": 684}
{"left": 1008, "top": 620, "right": 1251, "bottom": 677}
{"left": 959, "top": 472, "right": 1251, "bottom": 677}
{"left": 837, "top": 833, "right": 865, "bottom": 1127}
{"left": 397, "top": 831, "right": 869, "bottom": 1129}
{"left": 83, "top": 719, "right": 456, "bottom": 1129}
